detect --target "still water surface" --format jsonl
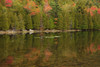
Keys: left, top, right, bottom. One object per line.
{"left": 0, "top": 31, "right": 100, "bottom": 67}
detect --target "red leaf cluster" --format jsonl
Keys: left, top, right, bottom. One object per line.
{"left": 86, "top": 6, "right": 100, "bottom": 16}
{"left": 6, "top": 56, "right": 14, "bottom": 64}
{"left": 90, "top": 11, "right": 94, "bottom": 16}
{"left": 24, "top": 0, "right": 40, "bottom": 15}
{"left": 86, "top": 43, "right": 100, "bottom": 54}
{"left": 44, "top": 0, "right": 52, "bottom": 13}
{"left": 5, "top": 0, "right": 12, "bottom": 7}
{"left": 97, "top": 45, "right": 100, "bottom": 50}
{"left": 90, "top": 6, "right": 97, "bottom": 11}
{"left": 97, "top": 8, "right": 100, "bottom": 14}
{"left": 54, "top": 22, "right": 57, "bottom": 24}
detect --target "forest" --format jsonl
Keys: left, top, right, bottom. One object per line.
{"left": 0, "top": 0, "right": 100, "bottom": 31}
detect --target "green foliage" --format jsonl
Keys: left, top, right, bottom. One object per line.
{"left": 88, "top": 14, "right": 93, "bottom": 29}
{"left": 0, "top": 0, "right": 100, "bottom": 31}
{"left": 1, "top": 13, "right": 9, "bottom": 31}
{"left": 42, "top": 13, "right": 49, "bottom": 29}
{"left": 49, "top": 18, "right": 55, "bottom": 29}
{"left": 18, "top": 13, "right": 25, "bottom": 30}
{"left": 26, "top": 15, "right": 33, "bottom": 30}
{"left": 0, "top": 6, "right": 9, "bottom": 30}
{"left": 32, "top": 14, "right": 41, "bottom": 30}
{"left": 81, "top": 13, "right": 88, "bottom": 29}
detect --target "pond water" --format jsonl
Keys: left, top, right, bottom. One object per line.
{"left": 0, "top": 31, "right": 100, "bottom": 67}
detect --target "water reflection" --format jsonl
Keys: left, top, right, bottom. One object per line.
{"left": 0, "top": 31, "right": 100, "bottom": 67}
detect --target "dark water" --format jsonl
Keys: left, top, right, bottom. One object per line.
{"left": 0, "top": 31, "right": 100, "bottom": 67}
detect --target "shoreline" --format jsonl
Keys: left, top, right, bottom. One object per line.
{"left": 0, "top": 30, "right": 81, "bottom": 35}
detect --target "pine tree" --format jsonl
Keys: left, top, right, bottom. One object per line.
{"left": 88, "top": 14, "right": 93, "bottom": 29}
{"left": 49, "top": 18, "right": 55, "bottom": 29}
{"left": 63, "top": 12, "right": 69, "bottom": 30}
{"left": 26, "top": 15, "right": 33, "bottom": 30}
{"left": 7, "top": 11, "right": 11, "bottom": 29}
{"left": 14, "top": 14, "right": 20, "bottom": 30}
{"left": 74, "top": 12, "right": 80, "bottom": 29}
{"left": 0, "top": 7, "right": 10, "bottom": 31}
{"left": 57, "top": 13, "right": 64, "bottom": 30}
{"left": 32, "top": 14, "right": 41, "bottom": 30}
{"left": 10, "top": 13, "right": 16, "bottom": 30}
{"left": 18, "top": 13, "right": 25, "bottom": 30}
{"left": 92, "top": 13, "right": 99, "bottom": 29}
{"left": 1, "top": 13, "right": 9, "bottom": 31}
{"left": 81, "top": 13, "right": 88, "bottom": 30}
{"left": 42, "top": 13, "right": 49, "bottom": 29}
{"left": 0, "top": 4, "right": 3, "bottom": 30}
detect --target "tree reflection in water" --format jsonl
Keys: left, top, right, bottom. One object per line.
{"left": 0, "top": 31, "right": 100, "bottom": 67}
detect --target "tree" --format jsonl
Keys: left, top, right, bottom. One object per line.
{"left": 32, "top": 14, "right": 41, "bottom": 30}
{"left": 14, "top": 14, "right": 20, "bottom": 30}
{"left": 0, "top": 6, "right": 9, "bottom": 30}
{"left": 57, "top": 13, "right": 64, "bottom": 30}
{"left": 18, "top": 13, "right": 25, "bottom": 30}
{"left": 88, "top": 14, "right": 93, "bottom": 29}
{"left": 24, "top": 0, "right": 40, "bottom": 16}
{"left": 25, "top": 14, "right": 33, "bottom": 30}
{"left": 81, "top": 12, "right": 88, "bottom": 30}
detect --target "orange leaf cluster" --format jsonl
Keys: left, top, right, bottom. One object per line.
{"left": 24, "top": 48, "right": 40, "bottom": 61}
{"left": 72, "top": 3, "right": 76, "bottom": 7}
{"left": 43, "top": 0, "right": 52, "bottom": 13}
{"left": 24, "top": 0, "right": 40, "bottom": 15}
{"left": 54, "top": 18, "right": 58, "bottom": 21}
{"left": 43, "top": 49, "right": 52, "bottom": 62}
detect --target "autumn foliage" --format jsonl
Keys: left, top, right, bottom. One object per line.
{"left": 86, "top": 6, "right": 100, "bottom": 16}
{"left": 97, "top": 8, "right": 100, "bottom": 14}
{"left": 5, "top": 0, "right": 12, "bottom": 7}
{"left": 43, "top": 0, "right": 52, "bottom": 13}
{"left": 24, "top": 0, "right": 40, "bottom": 15}
{"left": 87, "top": 43, "right": 100, "bottom": 54}
{"left": 6, "top": 56, "right": 14, "bottom": 64}
{"left": 72, "top": 3, "right": 76, "bottom": 7}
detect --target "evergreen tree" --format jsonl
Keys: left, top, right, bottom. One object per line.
{"left": 0, "top": 7, "right": 10, "bottom": 31}
{"left": 88, "top": 14, "right": 93, "bottom": 29}
{"left": 18, "top": 13, "right": 25, "bottom": 30}
{"left": 14, "top": 14, "right": 20, "bottom": 30}
{"left": 58, "top": 13, "right": 64, "bottom": 30}
{"left": 0, "top": 4, "right": 3, "bottom": 30}
{"left": 10, "top": 13, "right": 16, "bottom": 30}
{"left": 1, "top": 12, "right": 9, "bottom": 31}
{"left": 32, "top": 14, "right": 41, "bottom": 30}
{"left": 26, "top": 15, "right": 33, "bottom": 30}
{"left": 49, "top": 18, "right": 55, "bottom": 29}
{"left": 42, "top": 13, "right": 49, "bottom": 29}
{"left": 81, "top": 12, "right": 88, "bottom": 30}
{"left": 93, "top": 13, "right": 98, "bottom": 29}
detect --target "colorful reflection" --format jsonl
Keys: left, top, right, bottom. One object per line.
{"left": 0, "top": 31, "right": 100, "bottom": 67}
